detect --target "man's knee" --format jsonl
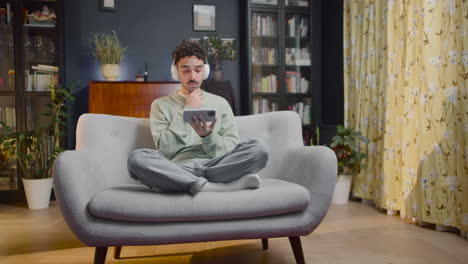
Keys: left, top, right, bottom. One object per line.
{"left": 247, "top": 139, "right": 269, "bottom": 166}
{"left": 127, "top": 148, "right": 161, "bottom": 172}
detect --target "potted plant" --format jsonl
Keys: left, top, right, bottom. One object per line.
{"left": 89, "top": 30, "right": 127, "bottom": 81}
{"left": 330, "top": 125, "right": 369, "bottom": 204}
{"left": 199, "top": 33, "right": 236, "bottom": 81}
{"left": 0, "top": 82, "right": 74, "bottom": 209}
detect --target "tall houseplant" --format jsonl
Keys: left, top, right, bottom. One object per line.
{"left": 0, "top": 82, "right": 75, "bottom": 209}
{"left": 199, "top": 34, "right": 236, "bottom": 81}
{"left": 330, "top": 125, "right": 369, "bottom": 204}
{"left": 89, "top": 30, "right": 127, "bottom": 81}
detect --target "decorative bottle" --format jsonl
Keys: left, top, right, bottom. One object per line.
{"left": 144, "top": 62, "right": 148, "bottom": 81}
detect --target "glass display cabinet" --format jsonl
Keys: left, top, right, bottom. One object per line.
{"left": 242, "top": 0, "right": 315, "bottom": 145}
{"left": 0, "top": 0, "right": 62, "bottom": 202}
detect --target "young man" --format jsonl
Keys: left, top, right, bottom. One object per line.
{"left": 127, "top": 41, "right": 268, "bottom": 194}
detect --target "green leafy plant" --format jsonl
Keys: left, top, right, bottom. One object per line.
{"left": 198, "top": 33, "right": 236, "bottom": 64}
{"left": 0, "top": 82, "right": 75, "bottom": 179}
{"left": 330, "top": 125, "right": 370, "bottom": 175}
{"left": 89, "top": 30, "right": 127, "bottom": 64}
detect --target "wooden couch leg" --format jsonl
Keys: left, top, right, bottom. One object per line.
{"left": 289, "top": 236, "right": 305, "bottom": 264}
{"left": 114, "top": 246, "right": 122, "bottom": 259}
{"left": 94, "top": 247, "right": 108, "bottom": 264}
{"left": 261, "top": 238, "right": 269, "bottom": 250}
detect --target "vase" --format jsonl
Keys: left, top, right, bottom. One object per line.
{"left": 213, "top": 62, "right": 222, "bottom": 81}
{"left": 101, "top": 64, "right": 120, "bottom": 81}
{"left": 22, "top": 178, "right": 53, "bottom": 209}
{"left": 331, "top": 173, "right": 352, "bottom": 204}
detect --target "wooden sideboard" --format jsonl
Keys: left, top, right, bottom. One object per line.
{"left": 89, "top": 81, "right": 179, "bottom": 118}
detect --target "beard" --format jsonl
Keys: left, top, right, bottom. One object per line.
{"left": 184, "top": 80, "right": 201, "bottom": 92}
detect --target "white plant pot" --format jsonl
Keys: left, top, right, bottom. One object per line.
{"left": 22, "top": 178, "right": 53, "bottom": 209}
{"left": 331, "top": 174, "right": 352, "bottom": 205}
{"left": 101, "top": 64, "right": 120, "bottom": 81}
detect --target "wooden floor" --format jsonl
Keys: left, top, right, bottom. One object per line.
{"left": 0, "top": 201, "right": 467, "bottom": 264}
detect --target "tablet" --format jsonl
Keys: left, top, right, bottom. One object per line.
{"left": 183, "top": 109, "right": 216, "bottom": 123}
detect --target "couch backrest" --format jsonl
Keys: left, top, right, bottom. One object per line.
{"left": 76, "top": 111, "right": 303, "bottom": 183}
{"left": 76, "top": 114, "right": 153, "bottom": 153}
{"left": 235, "top": 111, "right": 303, "bottom": 178}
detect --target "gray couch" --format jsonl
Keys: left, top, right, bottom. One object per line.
{"left": 54, "top": 111, "right": 337, "bottom": 264}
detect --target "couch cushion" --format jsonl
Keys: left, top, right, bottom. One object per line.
{"left": 88, "top": 179, "right": 310, "bottom": 222}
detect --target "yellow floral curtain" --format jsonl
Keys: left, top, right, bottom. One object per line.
{"left": 344, "top": 0, "right": 468, "bottom": 232}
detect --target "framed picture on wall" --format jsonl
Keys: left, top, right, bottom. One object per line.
{"left": 193, "top": 4, "right": 216, "bottom": 31}
{"left": 100, "top": 0, "right": 118, "bottom": 11}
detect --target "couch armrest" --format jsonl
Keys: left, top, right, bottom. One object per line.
{"left": 280, "top": 146, "right": 337, "bottom": 207}
{"left": 53, "top": 150, "right": 104, "bottom": 244}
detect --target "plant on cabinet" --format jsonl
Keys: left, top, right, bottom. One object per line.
{"left": 89, "top": 30, "right": 127, "bottom": 81}
{"left": 198, "top": 33, "right": 236, "bottom": 81}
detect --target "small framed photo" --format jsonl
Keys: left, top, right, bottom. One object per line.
{"left": 100, "top": 0, "right": 118, "bottom": 12}
{"left": 193, "top": 4, "right": 216, "bottom": 32}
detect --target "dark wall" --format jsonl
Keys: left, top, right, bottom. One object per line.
{"left": 321, "top": 0, "right": 343, "bottom": 125}
{"left": 63, "top": 0, "right": 240, "bottom": 148}
{"left": 319, "top": 0, "right": 343, "bottom": 144}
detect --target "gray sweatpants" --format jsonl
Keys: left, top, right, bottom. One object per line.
{"left": 127, "top": 139, "right": 269, "bottom": 194}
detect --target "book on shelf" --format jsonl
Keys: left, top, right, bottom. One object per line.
{"left": 299, "top": 17, "right": 308, "bottom": 37}
{"left": 32, "top": 64, "right": 59, "bottom": 72}
{"left": 303, "top": 104, "right": 311, "bottom": 125}
{"left": 27, "top": 72, "right": 57, "bottom": 92}
{"left": 252, "top": 47, "right": 277, "bottom": 65}
{"left": 252, "top": 98, "right": 278, "bottom": 114}
{"left": 288, "top": 17, "right": 294, "bottom": 37}
{"left": 288, "top": 102, "right": 311, "bottom": 125}
{"left": 285, "top": 48, "right": 311, "bottom": 65}
{"left": 287, "top": 16, "right": 308, "bottom": 37}
{"left": 0, "top": 106, "right": 16, "bottom": 128}
{"left": 252, "top": 13, "right": 276, "bottom": 37}
{"left": 254, "top": 74, "right": 277, "bottom": 93}
{"left": 286, "top": 71, "right": 309, "bottom": 93}
{"left": 26, "top": 65, "right": 59, "bottom": 92}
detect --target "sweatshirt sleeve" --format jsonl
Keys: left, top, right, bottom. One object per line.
{"left": 200, "top": 100, "right": 240, "bottom": 158}
{"left": 150, "top": 100, "right": 191, "bottom": 160}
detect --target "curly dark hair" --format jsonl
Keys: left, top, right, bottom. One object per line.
{"left": 172, "top": 40, "right": 207, "bottom": 64}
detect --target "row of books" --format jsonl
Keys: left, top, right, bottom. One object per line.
{"left": 252, "top": 13, "right": 277, "bottom": 37}
{"left": 26, "top": 73, "right": 58, "bottom": 92}
{"left": 286, "top": 71, "right": 309, "bottom": 93}
{"left": 0, "top": 105, "right": 16, "bottom": 127}
{"left": 287, "top": 102, "right": 311, "bottom": 125}
{"left": 25, "top": 64, "right": 59, "bottom": 92}
{"left": 287, "top": 16, "right": 308, "bottom": 37}
{"left": 253, "top": 74, "right": 278, "bottom": 93}
{"left": 285, "top": 48, "right": 311, "bottom": 65}
{"left": 252, "top": 47, "right": 277, "bottom": 65}
{"left": 251, "top": 0, "right": 309, "bottom": 8}
{"left": 252, "top": 98, "right": 279, "bottom": 114}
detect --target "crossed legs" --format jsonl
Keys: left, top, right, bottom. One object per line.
{"left": 127, "top": 139, "right": 269, "bottom": 194}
